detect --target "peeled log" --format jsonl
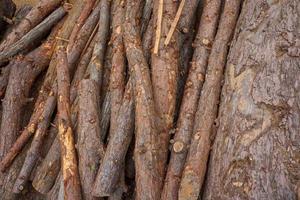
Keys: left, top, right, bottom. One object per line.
{"left": 203, "top": 0, "right": 300, "bottom": 199}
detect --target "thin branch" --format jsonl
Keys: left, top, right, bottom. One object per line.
{"left": 153, "top": 0, "right": 163, "bottom": 54}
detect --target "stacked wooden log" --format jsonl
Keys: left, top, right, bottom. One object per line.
{"left": 0, "top": 0, "right": 299, "bottom": 200}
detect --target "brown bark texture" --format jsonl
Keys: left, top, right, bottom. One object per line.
{"left": 32, "top": 37, "right": 97, "bottom": 194}
{"left": 178, "top": 0, "right": 241, "bottom": 199}
{"left": 56, "top": 45, "right": 82, "bottom": 200}
{"left": 203, "top": 0, "right": 300, "bottom": 199}
{"left": 77, "top": 79, "right": 104, "bottom": 200}
{"left": 0, "top": 6, "right": 67, "bottom": 63}
{"left": 151, "top": 0, "right": 179, "bottom": 186}
{"left": 124, "top": 0, "right": 162, "bottom": 199}
{"left": 0, "top": 0, "right": 62, "bottom": 52}
{"left": 0, "top": 24, "right": 59, "bottom": 171}
{"left": 0, "top": 0, "right": 85, "bottom": 172}
{"left": 109, "top": 0, "right": 126, "bottom": 139}
{"left": 68, "top": 0, "right": 96, "bottom": 50}
{"left": 161, "top": 1, "right": 221, "bottom": 199}
{"left": 93, "top": 80, "right": 134, "bottom": 197}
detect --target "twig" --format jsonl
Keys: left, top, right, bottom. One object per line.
{"left": 153, "top": 0, "right": 163, "bottom": 54}
{"left": 164, "top": 0, "right": 186, "bottom": 46}
{"left": 87, "top": 0, "right": 111, "bottom": 85}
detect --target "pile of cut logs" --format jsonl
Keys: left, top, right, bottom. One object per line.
{"left": 0, "top": 0, "right": 299, "bottom": 200}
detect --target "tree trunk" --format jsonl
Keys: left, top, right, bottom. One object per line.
{"left": 203, "top": 0, "right": 300, "bottom": 199}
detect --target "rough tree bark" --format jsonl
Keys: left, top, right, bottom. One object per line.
{"left": 161, "top": 1, "right": 221, "bottom": 199}
{"left": 178, "top": 0, "right": 241, "bottom": 199}
{"left": 68, "top": 0, "right": 96, "bottom": 50}
{"left": 0, "top": 6, "right": 67, "bottom": 63}
{"left": 124, "top": 0, "right": 162, "bottom": 199}
{"left": 32, "top": 36, "right": 97, "bottom": 194}
{"left": 0, "top": 24, "right": 60, "bottom": 171}
{"left": 0, "top": 0, "right": 85, "bottom": 172}
{"left": 109, "top": 0, "right": 126, "bottom": 140}
{"left": 77, "top": 79, "right": 104, "bottom": 200}
{"left": 151, "top": 0, "right": 179, "bottom": 187}
{"left": 0, "top": 0, "right": 62, "bottom": 52}
{"left": 56, "top": 45, "right": 82, "bottom": 200}
{"left": 93, "top": 80, "right": 134, "bottom": 197}
{"left": 203, "top": 0, "right": 300, "bottom": 199}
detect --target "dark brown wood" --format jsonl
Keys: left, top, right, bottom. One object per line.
{"left": 109, "top": 0, "right": 126, "bottom": 139}
{"left": 151, "top": 0, "right": 179, "bottom": 188}
{"left": 0, "top": 5, "right": 32, "bottom": 97}
{"left": 0, "top": 0, "right": 62, "bottom": 52}
{"left": 33, "top": 135, "right": 61, "bottom": 193}
{"left": 56, "top": 45, "right": 82, "bottom": 200}
{"left": 68, "top": 0, "right": 96, "bottom": 50}
{"left": 0, "top": 0, "right": 85, "bottom": 172}
{"left": 178, "top": 1, "right": 241, "bottom": 199}
{"left": 77, "top": 79, "right": 104, "bottom": 200}
{"left": 68, "top": 1, "right": 101, "bottom": 70}
{"left": 124, "top": 0, "right": 162, "bottom": 199}
{"left": 0, "top": 0, "right": 15, "bottom": 36}
{"left": 46, "top": 172, "right": 62, "bottom": 200}
{"left": 32, "top": 37, "right": 97, "bottom": 194}
{"left": 142, "top": 16, "right": 153, "bottom": 64}
{"left": 87, "top": 0, "right": 111, "bottom": 85}
{"left": 140, "top": 0, "right": 153, "bottom": 36}
{"left": 161, "top": 1, "right": 222, "bottom": 199}
{"left": 0, "top": 25, "right": 59, "bottom": 171}
{"left": 0, "top": 6, "right": 67, "bottom": 63}
{"left": 203, "top": 0, "right": 300, "bottom": 199}
{"left": 12, "top": 94, "right": 56, "bottom": 193}
{"left": 175, "top": 0, "right": 200, "bottom": 120}
{"left": 93, "top": 80, "right": 134, "bottom": 197}
{"left": 99, "top": 91, "right": 111, "bottom": 141}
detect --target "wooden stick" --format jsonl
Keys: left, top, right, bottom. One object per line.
{"left": 93, "top": 79, "right": 134, "bottom": 197}
{"left": 153, "top": 0, "right": 163, "bottom": 54}
{"left": 164, "top": 0, "right": 186, "bottom": 46}
{"left": 0, "top": 23, "right": 61, "bottom": 171}
{"left": 0, "top": 6, "right": 67, "bottom": 63}
{"left": 68, "top": 1, "right": 101, "bottom": 69}
{"left": 0, "top": 0, "right": 62, "bottom": 52}
{"left": 142, "top": 16, "right": 153, "bottom": 64}
{"left": 56, "top": 45, "right": 82, "bottom": 200}
{"left": 124, "top": 0, "right": 161, "bottom": 199}
{"left": 12, "top": 94, "right": 56, "bottom": 193}
{"left": 0, "top": 0, "right": 86, "bottom": 171}
{"left": 140, "top": 0, "right": 153, "bottom": 36}
{"left": 77, "top": 79, "right": 105, "bottom": 200}
{"left": 32, "top": 32, "right": 97, "bottom": 194}
{"left": 68, "top": 0, "right": 97, "bottom": 50}
{"left": 178, "top": 1, "right": 242, "bottom": 199}
{"left": 161, "top": 0, "right": 222, "bottom": 199}
{"left": 87, "top": 0, "right": 111, "bottom": 85}
{"left": 151, "top": 0, "right": 179, "bottom": 193}
{"left": 109, "top": 0, "right": 126, "bottom": 141}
